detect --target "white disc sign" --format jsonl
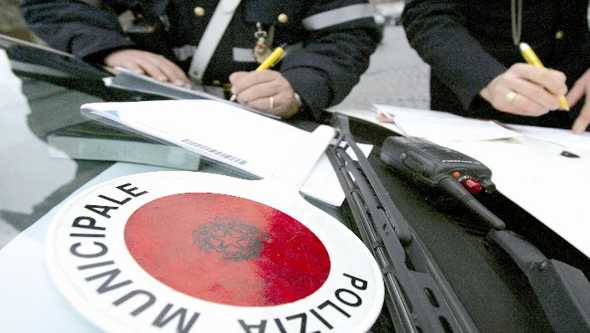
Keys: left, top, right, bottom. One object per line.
{"left": 46, "top": 171, "right": 384, "bottom": 333}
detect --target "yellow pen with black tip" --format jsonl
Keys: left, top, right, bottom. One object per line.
{"left": 229, "top": 44, "right": 287, "bottom": 102}
{"left": 519, "top": 42, "right": 570, "bottom": 111}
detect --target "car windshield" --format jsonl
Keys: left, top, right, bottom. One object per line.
{"left": 0, "top": 35, "right": 243, "bottom": 248}
{"left": 0, "top": 44, "right": 112, "bottom": 248}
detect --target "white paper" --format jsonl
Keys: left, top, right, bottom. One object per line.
{"left": 373, "top": 104, "right": 521, "bottom": 142}
{"left": 302, "top": 143, "right": 374, "bottom": 207}
{"left": 82, "top": 100, "right": 334, "bottom": 180}
{"left": 443, "top": 139, "right": 590, "bottom": 258}
{"left": 81, "top": 100, "right": 345, "bottom": 205}
{"left": 507, "top": 124, "right": 590, "bottom": 157}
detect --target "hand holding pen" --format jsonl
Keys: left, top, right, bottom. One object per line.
{"left": 229, "top": 44, "right": 286, "bottom": 102}
{"left": 519, "top": 43, "right": 570, "bottom": 111}
{"left": 228, "top": 44, "right": 301, "bottom": 119}
{"left": 479, "top": 43, "right": 568, "bottom": 117}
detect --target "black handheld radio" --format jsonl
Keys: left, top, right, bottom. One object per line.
{"left": 379, "top": 136, "right": 590, "bottom": 332}
{"left": 380, "top": 136, "right": 505, "bottom": 230}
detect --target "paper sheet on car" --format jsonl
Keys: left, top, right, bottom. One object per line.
{"left": 505, "top": 124, "right": 590, "bottom": 157}
{"left": 82, "top": 100, "right": 329, "bottom": 178}
{"left": 443, "top": 138, "right": 590, "bottom": 258}
{"left": 81, "top": 99, "right": 348, "bottom": 206}
{"left": 373, "top": 104, "right": 521, "bottom": 142}
{"left": 302, "top": 143, "right": 373, "bottom": 206}
{"left": 103, "top": 69, "right": 279, "bottom": 120}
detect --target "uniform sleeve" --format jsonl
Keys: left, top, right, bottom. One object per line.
{"left": 402, "top": 0, "right": 506, "bottom": 110}
{"left": 280, "top": 0, "right": 380, "bottom": 119}
{"left": 20, "top": 0, "right": 135, "bottom": 61}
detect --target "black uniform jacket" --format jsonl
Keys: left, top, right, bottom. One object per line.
{"left": 21, "top": 0, "right": 380, "bottom": 119}
{"left": 403, "top": 0, "right": 590, "bottom": 128}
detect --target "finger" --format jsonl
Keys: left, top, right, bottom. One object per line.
{"left": 134, "top": 56, "right": 168, "bottom": 82}
{"left": 246, "top": 95, "right": 279, "bottom": 113}
{"left": 490, "top": 86, "right": 543, "bottom": 116}
{"left": 228, "top": 72, "right": 247, "bottom": 96}
{"left": 567, "top": 76, "right": 588, "bottom": 107}
{"left": 248, "top": 91, "right": 297, "bottom": 118}
{"left": 160, "top": 60, "right": 190, "bottom": 85}
{"left": 572, "top": 95, "right": 590, "bottom": 133}
{"left": 510, "top": 77, "right": 560, "bottom": 110}
{"left": 501, "top": 89, "right": 548, "bottom": 117}
{"left": 146, "top": 55, "right": 190, "bottom": 85}
{"left": 229, "top": 71, "right": 248, "bottom": 84}
{"left": 230, "top": 70, "right": 277, "bottom": 94}
{"left": 236, "top": 80, "right": 282, "bottom": 104}
{"left": 511, "top": 63, "right": 567, "bottom": 95}
{"left": 119, "top": 61, "right": 145, "bottom": 75}
{"left": 572, "top": 116, "right": 589, "bottom": 134}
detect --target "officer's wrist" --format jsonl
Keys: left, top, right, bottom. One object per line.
{"left": 279, "top": 92, "right": 303, "bottom": 119}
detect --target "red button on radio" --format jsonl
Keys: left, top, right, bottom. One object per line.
{"left": 461, "top": 178, "right": 482, "bottom": 194}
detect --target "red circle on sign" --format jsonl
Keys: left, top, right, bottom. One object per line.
{"left": 125, "top": 193, "right": 331, "bottom": 306}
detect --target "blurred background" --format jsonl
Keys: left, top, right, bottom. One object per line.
{"left": 0, "top": 0, "right": 34, "bottom": 41}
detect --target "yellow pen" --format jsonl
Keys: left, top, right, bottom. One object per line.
{"left": 256, "top": 44, "right": 286, "bottom": 71}
{"left": 519, "top": 42, "right": 570, "bottom": 111}
{"left": 229, "top": 44, "right": 286, "bottom": 102}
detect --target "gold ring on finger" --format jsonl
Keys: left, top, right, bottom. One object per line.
{"left": 269, "top": 96, "right": 275, "bottom": 110}
{"left": 505, "top": 91, "right": 518, "bottom": 103}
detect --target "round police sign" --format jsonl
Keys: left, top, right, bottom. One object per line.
{"left": 46, "top": 171, "right": 384, "bottom": 332}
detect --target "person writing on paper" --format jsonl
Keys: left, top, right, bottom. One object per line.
{"left": 20, "top": 0, "right": 379, "bottom": 120}
{"left": 402, "top": 0, "right": 590, "bottom": 133}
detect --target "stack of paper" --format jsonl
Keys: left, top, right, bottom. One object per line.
{"left": 83, "top": 100, "right": 327, "bottom": 179}
{"left": 82, "top": 99, "right": 368, "bottom": 207}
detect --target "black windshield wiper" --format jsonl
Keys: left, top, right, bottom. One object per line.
{"left": 327, "top": 114, "right": 479, "bottom": 333}
{"left": 487, "top": 229, "right": 590, "bottom": 332}
{"left": 336, "top": 112, "right": 590, "bottom": 332}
